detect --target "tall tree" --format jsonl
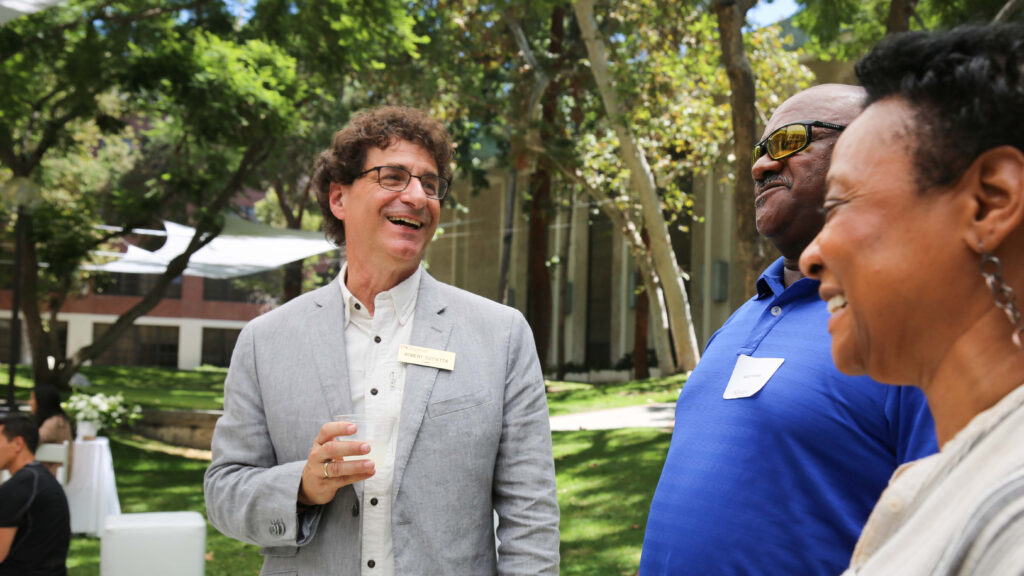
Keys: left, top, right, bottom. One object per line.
{"left": 0, "top": 0, "right": 423, "bottom": 389}
{"left": 713, "top": 0, "right": 772, "bottom": 308}
{"left": 793, "top": 0, "right": 1020, "bottom": 62}
{"left": 574, "top": 0, "right": 700, "bottom": 373}
{"left": 365, "top": 0, "right": 810, "bottom": 375}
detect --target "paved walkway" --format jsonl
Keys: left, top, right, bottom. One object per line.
{"left": 549, "top": 402, "right": 676, "bottom": 431}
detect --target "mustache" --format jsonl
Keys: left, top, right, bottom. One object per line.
{"left": 755, "top": 173, "right": 793, "bottom": 195}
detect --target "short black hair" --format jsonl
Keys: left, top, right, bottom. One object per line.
{"left": 1, "top": 413, "right": 39, "bottom": 454}
{"left": 855, "top": 23, "right": 1024, "bottom": 190}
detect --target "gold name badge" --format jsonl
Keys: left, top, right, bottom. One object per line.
{"left": 398, "top": 344, "right": 456, "bottom": 371}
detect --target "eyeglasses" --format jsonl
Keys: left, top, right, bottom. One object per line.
{"left": 751, "top": 121, "right": 846, "bottom": 166}
{"left": 357, "top": 165, "right": 450, "bottom": 200}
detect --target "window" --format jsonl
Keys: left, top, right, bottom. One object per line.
{"left": 201, "top": 328, "right": 241, "bottom": 367}
{"left": 93, "top": 323, "right": 178, "bottom": 368}
{"left": 0, "top": 319, "right": 13, "bottom": 364}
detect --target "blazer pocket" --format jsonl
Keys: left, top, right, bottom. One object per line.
{"left": 428, "top": 390, "right": 492, "bottom": 419}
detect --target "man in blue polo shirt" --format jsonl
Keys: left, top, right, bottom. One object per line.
{"left": 639, "top": 84, "right": 937, "bottom": 575}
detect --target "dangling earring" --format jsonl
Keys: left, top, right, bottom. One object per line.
{"left": 979, "top": 248, "right": 1024, "bottom": 350}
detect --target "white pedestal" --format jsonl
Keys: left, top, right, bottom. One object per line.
{"left": 66, "top": 437, "right": 121, "bottom": 536}
{"left": 100, "top": 511, "right": 206, "bottom": 576}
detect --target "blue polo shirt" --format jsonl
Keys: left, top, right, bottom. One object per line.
{"left": 639, "top": 258, "right": 937, "bottom": 576}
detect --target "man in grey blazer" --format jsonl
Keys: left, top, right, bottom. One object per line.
{"left": 204, "top": 105, "right": 560, "bottom": 575}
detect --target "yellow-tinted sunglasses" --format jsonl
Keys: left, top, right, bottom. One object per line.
{"left": 752, "top": 120, "right": 846, "bottom": 166}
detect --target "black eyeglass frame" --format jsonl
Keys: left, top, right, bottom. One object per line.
{"left": 356, "top": 165, "right": 450, "bottom": 200}
{"left": 751, "top": 120, "right": 846, "bottom": 165}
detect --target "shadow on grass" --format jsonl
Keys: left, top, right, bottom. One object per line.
{"left": 78, "top": 366, "right": 227, "bottom": 411}
{"left": 66, "top": 427, "right": 673, "bottom": 576}
{"left": 554, "top": 428, "right": 672, "bottom": 576}
{"left": 68, "top": 435, "right": 262, "bottom": 576}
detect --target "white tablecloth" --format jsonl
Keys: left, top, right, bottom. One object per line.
{"left": 65, "top": 437, "right": 121, "bottom": 536}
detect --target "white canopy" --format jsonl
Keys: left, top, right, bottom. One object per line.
{"left": 0, "top": 0, "right": 65, "bottom": 23}
{"left": 84, "top": 216, "right": 338, "bottom": 279}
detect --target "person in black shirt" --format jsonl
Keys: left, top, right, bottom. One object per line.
{"left": 0, "top": 413, "right": 70, "bottom": 576}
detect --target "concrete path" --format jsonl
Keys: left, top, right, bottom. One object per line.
{"left": 549, "top": 402, "right": 676, "bottom": 431}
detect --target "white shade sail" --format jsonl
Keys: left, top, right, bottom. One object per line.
{"left": 0, "top": 0, "right": 65, "bottom": 23}
{"left": 84, "top": 216, "right": 338, "bottom": 279}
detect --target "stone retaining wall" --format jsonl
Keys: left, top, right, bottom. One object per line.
{"left": 133, "top": 409, "right": 222, "bottom": 450}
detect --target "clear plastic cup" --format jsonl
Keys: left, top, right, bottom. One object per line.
{"left": 332, "top": 414, "right": 397, "bottom": 468}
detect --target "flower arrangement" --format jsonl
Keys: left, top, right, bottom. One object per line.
{"left": 63, "top": 392, "right": 142, "bottom": 431}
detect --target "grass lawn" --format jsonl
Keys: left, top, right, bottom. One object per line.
{"left": 65, "top": 428, "right": 671, "bottom": 575}
{"left": 67, "top": 434, "right": 263, "bottom": 576}
{"left": 5, "top": 364, "right": 686, "bottom": 416}
{"left": 555, "top": 428, "right": 671, "bottom": 575}
{"left": 2, "top": 365, "right": 679, "bottom": 573}
{"left": 546, "top": 373, "right": 686, "bottom": 416}
{"left": 4, "top": 365, "right": 229, "bottom": 411}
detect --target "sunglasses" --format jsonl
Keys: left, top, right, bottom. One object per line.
{"left": 752, "top": 121, "right": 846, "bottom": 166}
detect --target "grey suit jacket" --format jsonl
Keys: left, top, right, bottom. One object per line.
{"left": 204, "top": 271, "right": 560, "bottom": 575}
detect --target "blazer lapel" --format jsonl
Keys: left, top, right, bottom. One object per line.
{"left": 309, "top": 279, "right": 353, "bottom": 418}
{"left": 308, "top": 279, "right": 361, "bottom": 500}
{"left": 392, "top": 271, "right": 453, "bottom": 500}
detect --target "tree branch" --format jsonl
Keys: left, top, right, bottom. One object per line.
{"left": 995, "top": 0, "right": 1024, "bottom": 23}
{"left": 506, "top": 15, "right": 551, "bottom": 116}
{"left": 64, "top": 138, "right": 272, "bottom": 375}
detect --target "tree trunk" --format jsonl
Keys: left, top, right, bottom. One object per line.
{"left": 275, "top": 174, "right": 311, "bottom": 303}
{"left": 527, "top": 166, "right": 552, "bottom": 370}
{"left": 5, "top": 205, "right": 24, "bottom": 407}
{"left": 557, "top": 165, "right": 678, "bottom": 376}
{"left": 638, "top": 254, "right": 675, "bottom": 377}
{"left": 885, "top": 0, "right": 918, "bottom": 34}
{"left": 994, "top": 0, "right": 1023, "bottom": 22}
{"left": 19, "top": 140, "right": 271, "bottom": 389}
{"left": 574, "top": 0, "right": 699, "bottom": 372}
{"left": 634, "top": 270, "right": 650, "bottom": 379}
{"left": 497, "top": 170, "right": 517, "bottom": 304}
{"left": 633, "top": 230, "right": 651, "bottom": 380}
{"left": 714, "top": 0, "right": 773, "bottom": 307}
{"left": 555, "top": 192, "right": 575, "bottom": 381}
{"left": 283, "top": 259, "right": 302, "bottom": 302}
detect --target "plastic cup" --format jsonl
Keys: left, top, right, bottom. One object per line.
{"left": 333, "top": 414, "right": 397, "bottom": 468}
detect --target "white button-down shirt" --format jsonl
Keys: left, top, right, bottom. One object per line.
{"left": 339, "top": 264, "right": 420, "bottom": 576}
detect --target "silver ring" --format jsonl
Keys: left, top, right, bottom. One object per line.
{"left": 322, "top": 460, "right": 331, "bottom": 480}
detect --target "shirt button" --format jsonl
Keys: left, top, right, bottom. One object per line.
{"left": 368, "top": 560, "right": 376, "bottom": 568}
{"left": 374, "top": 336, "right": 381, "bottom": 343}
{"left": 370, "top": 388, "right": 379, "bottom": 396}
{"left": 770, "top": 305, "right": 782, "bottom": 316}
{"left": 354, "top": 302, "right": 361, "bottom": 310}
{"left": 370, "top": 497, "right": 378, "bottom": 506}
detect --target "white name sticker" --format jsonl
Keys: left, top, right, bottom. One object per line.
{"left": 398, "top": 344, "right": 456, "bottom": 371}
{"left": 723, "top": 354, "right": 784, "bottom": 399}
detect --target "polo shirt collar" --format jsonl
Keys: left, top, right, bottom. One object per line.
{"left": 755, "top": 257, "right": 819, "bottom": 302}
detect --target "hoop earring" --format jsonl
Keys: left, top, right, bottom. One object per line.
{"left": 979, "top": 250, "right": 1024, "bottom": 350}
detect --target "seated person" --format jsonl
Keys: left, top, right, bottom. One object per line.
{"left": 0, "top": 413, "right": 71, "bottom": 576}
{"left": 30, "top": 385, "right": 73, "bottom": 480}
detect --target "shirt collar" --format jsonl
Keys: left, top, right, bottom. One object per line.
{"left": 755, "top": 257, "right": 819, "bottom": 302}
{"left": 337, "top": 263, "right": 421, "bottom": 327}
